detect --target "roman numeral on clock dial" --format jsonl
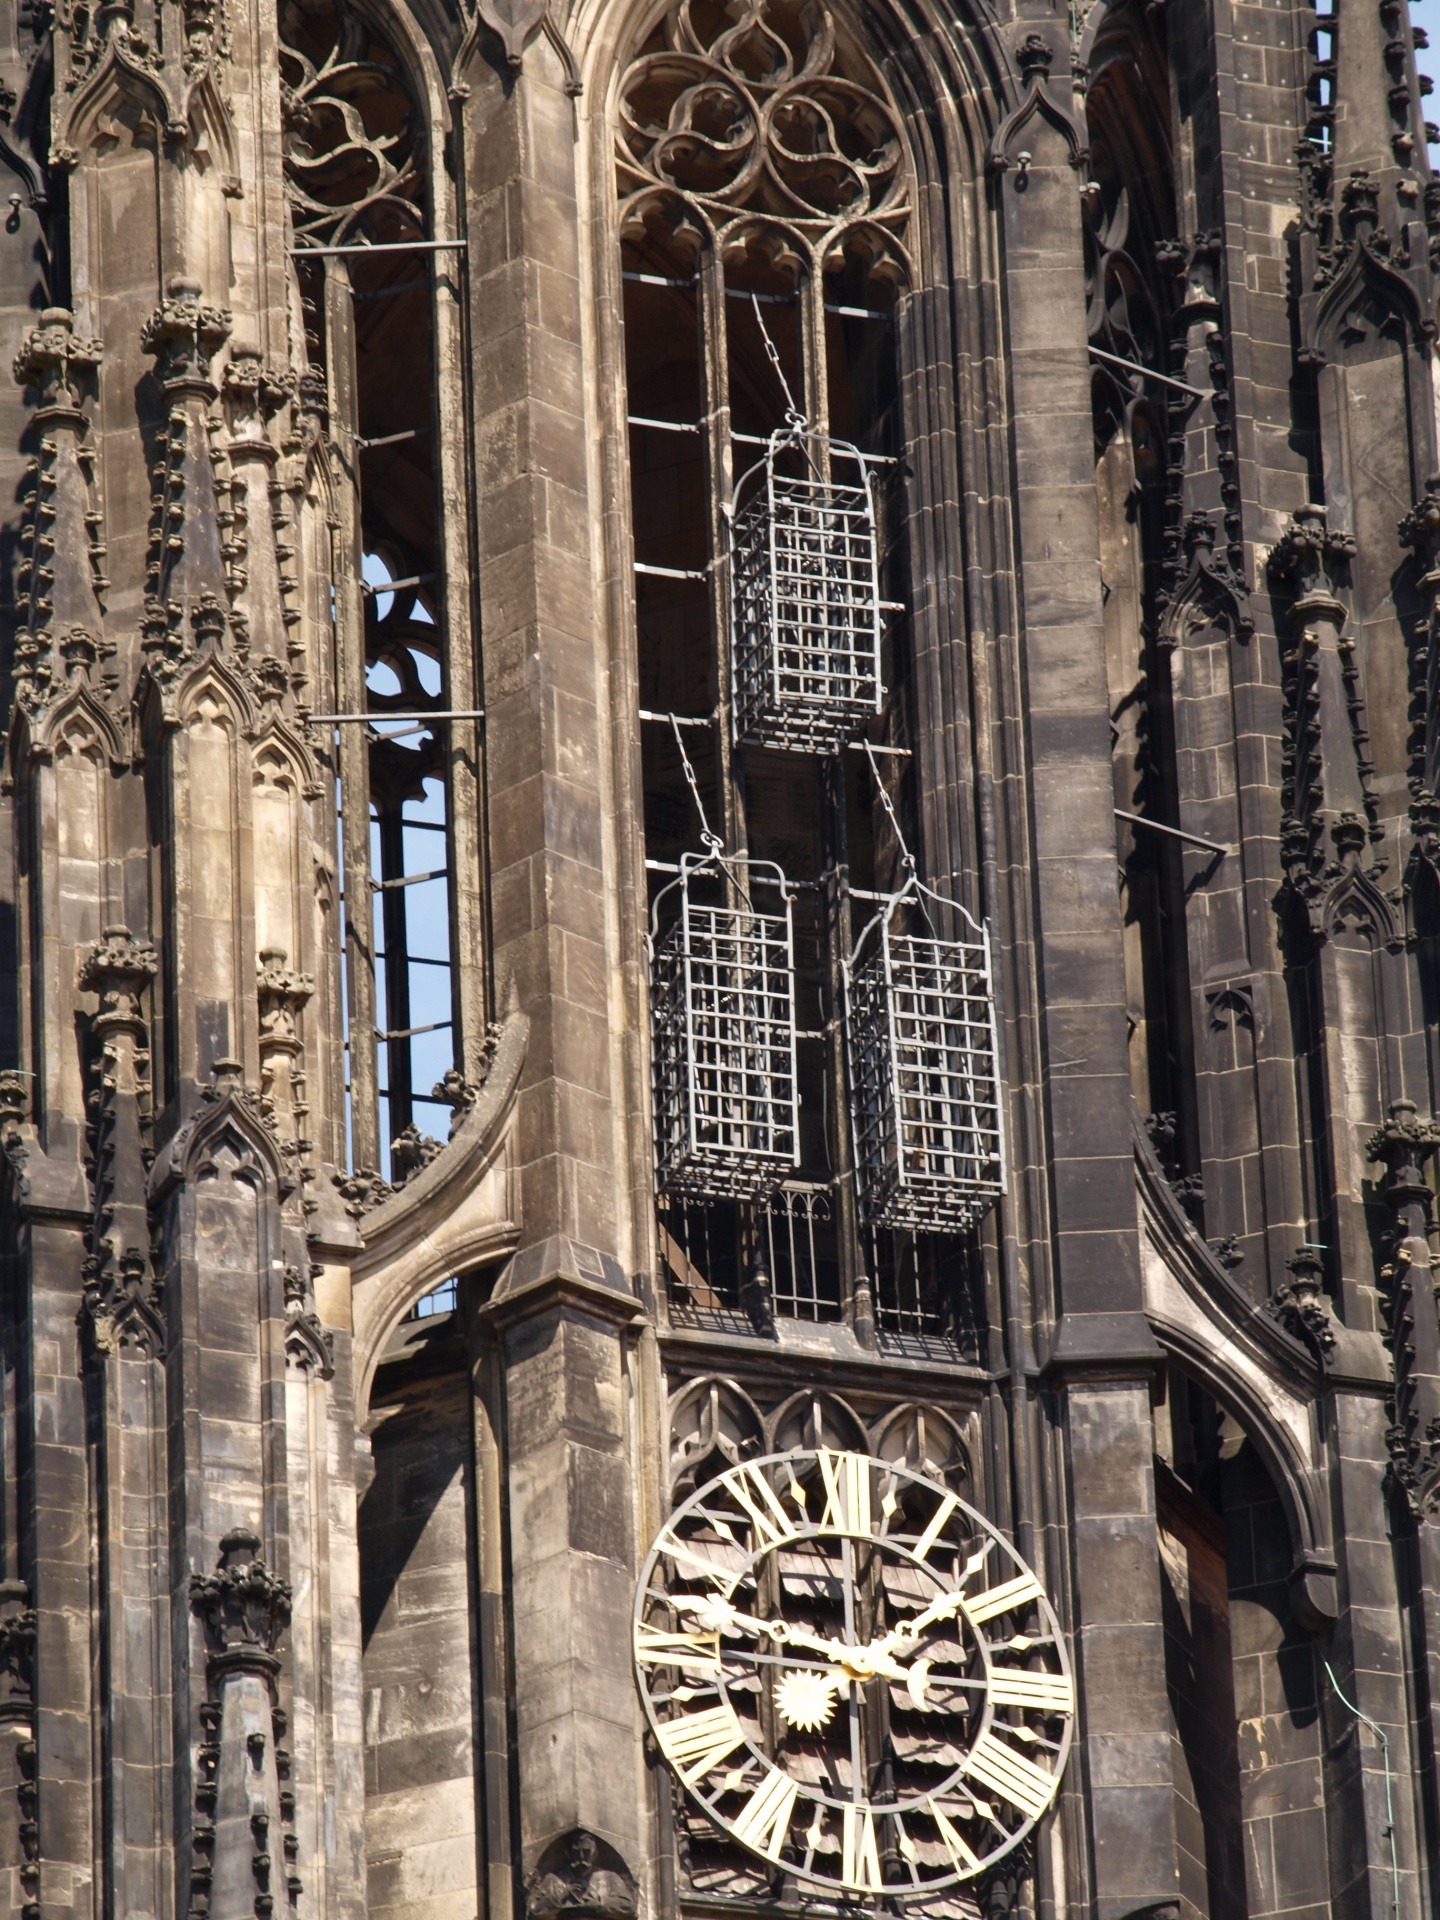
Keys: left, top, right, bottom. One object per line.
{"left": 656, "top": 1703, "right": 747, "bottom": 1785}
{"left": 964, "top": 1730, "right": 1057, "bottom": 1819}
{"left": 841, "top": 1804, "right": 883, "bottom": 1890}
{"left": 721, "top": 1463, "right": 796, "bottom": 1548}
{"left": 987, "top": 1667, "right": 1073, "bottom": 1712}
{"left": 730, "top": 1770, "right": 798, "bottom": 1859}
{"left": 965, "top": 1570, "right": 1043, "bottom": 1623}
{"left": 932, "top": 1803, "right": 980, "bottom": 1874}
{"left": 634, "top": 1625, "right": 720, "bottom": 1672}
{"left": 816, "top": 1449, "right": 872, "bottom": 1534}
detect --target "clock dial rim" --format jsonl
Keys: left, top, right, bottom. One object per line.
{"left": 634, "top": 1446, "right": 1073, "bottom": 1893}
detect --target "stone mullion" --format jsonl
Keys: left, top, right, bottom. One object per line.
{"left": 698, "top": 244, "right": 743, "bottom": 862}
{"left": 429, "top": 238, "right": 490, "bottom": 1077}
{"left": 323, "top": 263, "right": 380, "bottom": 1174}
{"left": 799, "top": 253, "right": 861, "bottom": 1328}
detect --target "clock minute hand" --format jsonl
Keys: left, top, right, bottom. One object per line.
{"left": 684, "top": 1596, "right": 849, "bottom": 1663}
{"left": 868, "top": 1586, "right": 967, "bottom": 1662}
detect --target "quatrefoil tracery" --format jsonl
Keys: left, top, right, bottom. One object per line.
{"left": 617, "top": 0, "right": 908, "bottom": 243}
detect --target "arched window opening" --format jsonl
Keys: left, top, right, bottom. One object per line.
{"left": 282, "top": 0, "right": 482, "bottom": 1182}
{"left": 1153, "top": 1366, "right": 1326, "bottom": 1920}
{"left": 619, "top": 0, "right": 994, "bottom": 1354}
{"left": 359, "top": 1284, "right": 482, "bottom": 1915}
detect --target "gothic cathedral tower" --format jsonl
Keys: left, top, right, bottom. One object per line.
{"left": 0, "top": 0, "right": 1438, "bottom": 1916}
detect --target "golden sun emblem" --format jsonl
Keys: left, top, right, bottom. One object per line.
{"left": 776, "top": 1668, "right": 841, "bottom": 1732}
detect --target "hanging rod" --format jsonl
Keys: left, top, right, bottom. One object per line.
{"left": 290, "top": 239, "right": 467, "bottom": 258}
{"left": 376, "top": 1018, "right": 453, "bottom": 1040}
{"left": 619, "top": 270, "right": 890, "bottom": 325}
{"left": 639, "top": 709, "right": 712, "bottom": 728}
{"left": 730, "top": 428, "right": 898, "bottom": 466}
{"left": 634, "top": 561, "right": 707, "bottom": 581}
{"left": 360, "top": 571, "right": 435, "bottom": 596}
{"left": 628, "top": 414, "right": 701, "bottom": 433}
{"left": 370, "top": 868, "right": 447, "bottom": 891}
{"left": 625, "top": 411, "right": 897, "bottom": 467}
{"left": 1115, "top": 808, "right": 1230, "bottom": 856}
{"left": 310, "top": 709, "right": 484, "bottom": 724}
{"left": 1088, "top": 346, "right": 1211, "bottom": 399}
{"left": 356, "top": 427, "right": 430, "bottom": 450}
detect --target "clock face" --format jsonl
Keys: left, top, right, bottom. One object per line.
{"left": 634, "top": 1448, "right": 1073, "bottom": 1896}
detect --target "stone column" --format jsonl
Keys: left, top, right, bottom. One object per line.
{"left": 993, "top": 30, "right": 1180, "bottom": 1917}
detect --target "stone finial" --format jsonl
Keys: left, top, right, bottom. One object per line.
{"left": 1365, "top": 1096, "right": 1440, "bottom": 1174}
{"left": 190, "top": 1529, "right": 292, "bottom": 1659}
{"left": 1268, "top": 503, "right": 1355, "bottom": 600}
{"left": 13, "top": 307, "right": 102, "bottom": 407}
{"left": 1265, "top": 1245, "right": 1336, "bottom": 1358}
{"left": 78, "top": 925, "right": 159, "bottom": 1022}
{"left": 1399, "top": 475, "right": 1440, "bottom": 561}
{"left": 141, "top": 277, "right": 232, "bottom": 385}
{"left": 1015, "top": 32, "right": 1054, "bottom": 81}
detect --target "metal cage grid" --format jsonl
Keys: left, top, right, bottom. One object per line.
{"left": 730, "top": 430, "right": 883, "bottom": 753}
{"left": 648, "top": 851, "right": 800, "bottom": 1200}
{"left": 846, "top": 886, "right": 1005, "bottom": 1233}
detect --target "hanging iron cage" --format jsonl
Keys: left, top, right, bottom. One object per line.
{"left": 730, "top": 428, "right": 884, "bottom": 753}
{"left": 648, "top": 850, "right": 800, "bottom": 1200}
{"left": 845, "top": 881, "right": 1005, "bottom": 1234}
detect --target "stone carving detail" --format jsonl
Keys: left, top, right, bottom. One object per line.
{"left": 83, "top": 1245, "right": 165, "bottom": 1356}
{"left": 78, "top": 926, "right": 158, "bottom": 1318}
{"left": 138, "top": 280, "right": 241, "bottom": 703}
{"left": 189, "top": 1532, "right": 301, "bottom": 1919}
{"left": 1367, "top": 1102, "right": 1440, "bottom": 1515}
{"left": 1264, "top": 1246, "right": 1336, "bottom": 1360}
{"left": 280, "top": 0, "right": 424, "bottom": 248}
{"left": 332, "top": 1163, "right": 395, "bottom": 1217}
{"left": 333, "top": 1038, "right": 499, "bottom": 1215}
{"left": 617, "top": 0, "right": 907, "bottom": 248}
{"left": 257, "top": 950, "right": 315, "bottom": 1192}
{"left": 216, "top": 345, "right": 305, "bottom": 682}
{"left": 0, "top": 1581, "right": 38, "bottom": 1920}
{"left": 526, "top": 1831, "right": 639, "bottom": 1920}
{"left": 1400, "top": 476, "right": 1440, "bottom": 831}
{"left": 1297, "top": 148, "right": 1437, "bottom": 358}
{"left": 191, "top": 1529, "right": 292, "bottom": 1656}
{"left": 0, "top": 1069, "right": 31, "bottom": 1191}
{"left": 1158, "top": 510, "right": 1252, "bottom": 651}
{"left": 10, "top": 309, "right": 110, "bottom": 725}
{"left": 1269, "top": 506, "right": 1393, "bottom": 944}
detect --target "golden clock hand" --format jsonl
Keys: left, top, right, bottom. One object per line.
{"left": 857, "top": 1586, "right": 966, "bottom": 1670}
{"left": 684, "top": 1595, "right": 847, "bottom": 1663}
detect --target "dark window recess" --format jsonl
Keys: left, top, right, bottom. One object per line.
{"left": 285, "top": 0, "right": 477, "bottom": 1184}
{"left": 617, "top": 0, "right": 989, "bottom": 1349}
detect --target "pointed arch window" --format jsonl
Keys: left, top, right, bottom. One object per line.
{"left": 617, "top": 0, "right": 997, "bottom": 1352}
{"left": 280, "top": 0, "right": 485, "bottom": 1181}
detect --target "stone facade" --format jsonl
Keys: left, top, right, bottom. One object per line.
{"left": 0, "top": 0, "right": 1438, "bottom": 1916}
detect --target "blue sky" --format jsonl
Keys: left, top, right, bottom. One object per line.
{"left": 1413, "top": 0, "right": 1440, "bottom": 163}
